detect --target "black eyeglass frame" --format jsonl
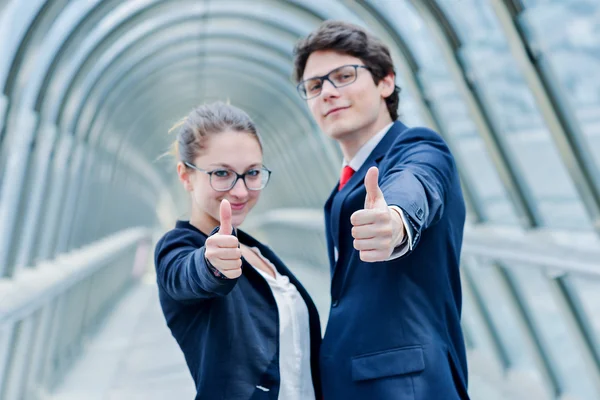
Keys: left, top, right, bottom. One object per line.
{"left": 184, "top": 162, "right": 272, "bottom": 192}
{"left": 296, "top": 64, "right": 371, "bottom": 100}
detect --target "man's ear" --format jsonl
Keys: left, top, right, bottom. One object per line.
{"left": 177, "top": 162, "right": 194, "bottom": 192}
{"left": 379, "top": 72, "right": 396, "bottom": 98}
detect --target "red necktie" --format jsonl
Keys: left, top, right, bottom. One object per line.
{"left": 338, "top": 165, "right": 355, "bottom": 191}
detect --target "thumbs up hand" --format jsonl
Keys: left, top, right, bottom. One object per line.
{"left": 350, "top": 167, "right": 406, "bottom": 262}
{"left": 205, "top": 199, "right": 242, "bottom": 278}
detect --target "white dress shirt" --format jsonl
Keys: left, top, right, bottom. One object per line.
{"left": 342, "top": 122, "right": 414, "bottom": 259}
{"left": 248, "top": 247, "right": 315, "bottom": 400}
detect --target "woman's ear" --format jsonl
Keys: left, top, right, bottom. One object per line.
{"left": 177, "top": 162, "right": 194, "bottom": 192}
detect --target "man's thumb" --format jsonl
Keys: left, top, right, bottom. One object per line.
{"left": 219, "top": 199, "right": 233, "bottom": 235}
{"left": 364, "top": 167, "right": 384, "bottom": 209}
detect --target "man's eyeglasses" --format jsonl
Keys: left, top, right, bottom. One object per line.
{"left": 184, "top": 162, "right": 272, "bottom": 192}
{"left": 297, "top": 64, "right": 370, "bottom": 100}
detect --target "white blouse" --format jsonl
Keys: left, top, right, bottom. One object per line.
{"left": 249, "top": 247, "right": 315, "bottom": 400}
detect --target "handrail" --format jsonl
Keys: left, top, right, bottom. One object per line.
{"left": 0, "top": 227, "right": 152, "bottom": 326}
{"left": 249, "top": 208, "right": 600, "bottom": 276}
{"left": 462, "top": 226, "right": 600, "bottom": 277}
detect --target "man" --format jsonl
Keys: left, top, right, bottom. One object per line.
{"left": 293, "top": 21, "right": 470, "bottom": 399}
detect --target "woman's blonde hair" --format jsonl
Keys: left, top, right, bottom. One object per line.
{"left": 165, "top": 102, "right": 262, "bottom": 163}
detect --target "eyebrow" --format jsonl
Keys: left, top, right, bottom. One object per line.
{"left": 304, "top": 71, "right": 328, "bottom": 81}
{"left": 303, "top": 65, "right": 346, "bottom": 81}
{"left": 208, "top": 163, "right": 262, "bottom": 170}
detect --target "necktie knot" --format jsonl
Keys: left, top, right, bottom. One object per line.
{"left": 339, "top": 165, "right": 355, "bottom": 191}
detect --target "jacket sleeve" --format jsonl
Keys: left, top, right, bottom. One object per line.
{"left": 154, "top": 230, "right": 238, "bottom": 303}
{"left": 380, "top": 127, "right": 459, "bottom": 252}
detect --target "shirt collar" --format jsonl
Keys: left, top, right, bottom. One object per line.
{"left": 343, "top": 122, "right": 393, "bottom": 171}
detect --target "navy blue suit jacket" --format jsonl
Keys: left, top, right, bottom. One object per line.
{"left": 321, "top": 121, "right": 469, "bottom": 400}
{"left": 154, "top": 221, "right": 322, "bottom": 400}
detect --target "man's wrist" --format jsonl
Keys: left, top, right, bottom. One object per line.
{"left": 389, "top": 206, "right": 407, "bottom": 248}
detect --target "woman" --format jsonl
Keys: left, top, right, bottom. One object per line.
{"left": 154, "top": 102, "right": 322, "bottom": 400}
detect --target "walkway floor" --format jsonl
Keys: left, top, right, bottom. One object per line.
{"left": 48, "top": 266, "right": 551, "bottom": 400}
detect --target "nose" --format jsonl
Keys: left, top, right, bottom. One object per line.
{"left": 229, "top": 177, "right": 249, "bottom": 198}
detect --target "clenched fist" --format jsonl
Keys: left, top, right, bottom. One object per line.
{"left": 205, "top": 199, "right": 242, "bottom": 278}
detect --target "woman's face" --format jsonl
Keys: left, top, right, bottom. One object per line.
{"left": 178, "top": 130, "right": 264, "bottom": 231}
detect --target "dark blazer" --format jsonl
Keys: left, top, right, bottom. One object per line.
{"left": 154, "top": 221, "right": 322, "bottom": 400}
{"left": 321, "top": 121, "right": 469, "bottom": 400}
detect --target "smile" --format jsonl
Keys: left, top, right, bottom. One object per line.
{"left": 325, "top": 106, "right": 349, "bottom": 117}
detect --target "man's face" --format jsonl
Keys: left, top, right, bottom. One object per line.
{"left": 302, "top": 50, "right": 394, "bottom": 142}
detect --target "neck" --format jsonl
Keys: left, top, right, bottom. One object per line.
{"left": 339, "top": 111, "right": 393, "bottom": 161}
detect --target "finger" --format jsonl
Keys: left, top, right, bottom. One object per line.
{"left": 350, "top": 209, "right": 378, "bottom": 226}
{"left": 354, "top": 236, "right": 394, "bottom": 251}
{"left": 364, "top": 167, "right": 384, "bottom": 209}
{"left": 207, "top": 235, "right": 239, "bottom": 249}
{"left": 353, "top": 222, "right": 394, "bottom": 239}
{"left": 359, "top": 250, "right": 388, "bottom": 263}
{"left": 351, "top": 225, "right": 377, "bottom": 240}
{"left": 353, "top": 238, "right": 378, "bottom": 252}
{"left": 215, "top": 258, "right": 243, "bottom": 271}
{"left": 219, "top": 199, "right": 233, "bottom": 235}
{"left": 214, "top": 248, "right": 242, "bottom": 260}
{"left": 222, "top": 268, "right": 242, "bottom": 279}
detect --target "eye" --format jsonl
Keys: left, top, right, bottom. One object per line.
{"left": 213, "top": 169, "right": 231, "bottom": 178}
{"left": 333, "top": 72, "right": 353, "bottom": 83}
{"left": 246, "top": 169, "right": 261, "bottom": 177}
{"left": 308, "top": 81, "right": 322, "bottom": 92}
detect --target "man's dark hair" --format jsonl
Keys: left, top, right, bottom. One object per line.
{"left": 293, "top": 20, "right": 400, "bottom": 121}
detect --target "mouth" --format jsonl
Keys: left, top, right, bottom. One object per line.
{"left": 229, "top": 202, "right": 246, "bottom": 211}
{"left": 325, "top": 106, "right": 349, "bottom": 117}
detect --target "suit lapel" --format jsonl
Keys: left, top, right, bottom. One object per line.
{"left": 324, "top": 185, "right": 338, "bottom": 270}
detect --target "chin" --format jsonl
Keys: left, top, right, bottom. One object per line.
{"left": 326, "top": 125, "right": 353, "bottom": 140}
{"left": 323, "top": 118, "right": 354, "bottom": 139}
{"left": 232, "top": 216, "right": 246, "bottom": 228}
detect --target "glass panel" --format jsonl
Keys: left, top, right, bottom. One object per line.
{"left": 570, "top": 275, "right": 600, "bottom": 353}
{"left": 512, "top": 266, "right": 597, "bottom": 400}
{"left": 460, "top": 268, "right": 499, "bottom": 362}
{"left": 437, "top": 0, "right": 592, "bottom": 230}
{"left": 519, "top": 0, "right": 600, "bottom": 190}
{"left": 372, "top": 0, "right": 520, "bottom": 224}
{"left": 464, "top": 261, "right": 538, "bottom": 372}
{"left": 398, "top": 82, "right": 428, "bottom": 128}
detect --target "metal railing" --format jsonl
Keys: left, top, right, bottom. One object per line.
{"left": 0, "top": 227, "right": 152, "bottom": 400}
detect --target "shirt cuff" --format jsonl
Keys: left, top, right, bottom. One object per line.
{"left": 387, "top": 206, "right": 414, "bottom": 261}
